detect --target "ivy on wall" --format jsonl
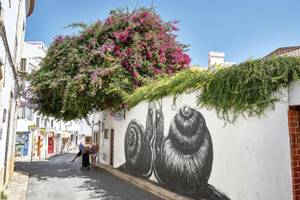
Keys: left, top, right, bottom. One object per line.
{"left": 126, "top": 57, "right": 300, "bottom": 122}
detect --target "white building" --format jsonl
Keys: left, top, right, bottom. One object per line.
{"left": 208, "top": 51, "right": 235, "bottom": 70}
{"left": 16, "top": 41, "right": 47, "bottom": 159}
{"left": 0, "top": 0, "right": 35, "bottom": 191}
{"left": 15, "top": 41, "right": 92, "bottom": 159}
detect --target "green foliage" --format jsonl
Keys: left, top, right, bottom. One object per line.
{"left": 126, "top": 67, "right": 211, "bottom": 107}
{"left": 126, "top": 57, "right": 300, "bottom": 122}
{"left": 28, "top": 8, "right": 190, "bottom": 121}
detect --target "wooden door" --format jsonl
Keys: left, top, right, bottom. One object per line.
{"left": 110, "top": 129, "right": 114, "bottom": 166}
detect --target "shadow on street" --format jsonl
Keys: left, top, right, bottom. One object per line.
{"left": 16, "top": 153, "right": 162, "bottom": 200}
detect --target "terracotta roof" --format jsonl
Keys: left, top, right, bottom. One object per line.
{"left": 264, "top": 46, "right": 300, "bottom": 59}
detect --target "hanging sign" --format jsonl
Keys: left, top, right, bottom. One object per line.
{"left": 40, "top": 128, "right": 46, "bottom": 136}
{"left": 28, "top": 125, "right": 36, "bottom": 132}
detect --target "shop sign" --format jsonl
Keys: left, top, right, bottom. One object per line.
{"left": 40, "top": 128, "right": 46, "bottom": 136}
{"left": 28, "top": 125, "right": 36, "bottom": 132}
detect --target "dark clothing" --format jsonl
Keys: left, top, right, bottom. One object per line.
{"left": 82, "top": 152, "right": 90, "bottom": 167}
{"left": 76, "top": 150, "right": 82, "bottom": 157}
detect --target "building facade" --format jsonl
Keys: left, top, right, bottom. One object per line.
{"left": 264, "top": 46, "right": 300, "bottom": 58}
{"left": 0, "top": 0, "right": 35, "bottom": 191}
{"left": 16, "top": 41, "right": 47, "bottom": 159}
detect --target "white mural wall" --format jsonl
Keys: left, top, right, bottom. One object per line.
{"left": 100, "top": 91, "right": 292, "bottom": 200}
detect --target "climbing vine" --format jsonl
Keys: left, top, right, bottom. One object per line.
{"left": 126, "top": 57, "right": 300, "bottom": 122}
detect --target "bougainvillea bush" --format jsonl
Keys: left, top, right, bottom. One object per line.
{"left": 29, "top": 8, "right": 191, "bottom": 120}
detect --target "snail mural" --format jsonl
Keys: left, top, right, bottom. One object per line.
{"left": 118, "top": 103, "right": 231, "bottom": 200}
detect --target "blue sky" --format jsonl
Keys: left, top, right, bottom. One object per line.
{"left": 26, "top": 0, "right": 300, "bottom": 66}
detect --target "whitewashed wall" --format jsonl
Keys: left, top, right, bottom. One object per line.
{"left": 289, "top": 80, "right": 300, "bottom": 106}
{"left": 0, "top": 0, "right": 27, "bottom": 186}
{"left": 100, "top": 91, "right": 292, "bottom": 200}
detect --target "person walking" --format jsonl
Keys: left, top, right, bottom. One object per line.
{"left": 79, "top": 142, "right": 84, "bottom": 152}
{"left": 90, "top": 143, "right": 98, "bottom": 167}
{"left": 71, "top": 142, "right": 84, "bottom": 163}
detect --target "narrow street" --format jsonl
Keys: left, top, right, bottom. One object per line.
{"left": 16, "top": 154, "right": 163, "bottom": 200}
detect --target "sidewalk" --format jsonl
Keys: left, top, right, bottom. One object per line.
{"left": 97, "top": 164, "right": 191, "bottom": 200}
{"left": 4, "top": 171, "right": 29, "bottom": 200}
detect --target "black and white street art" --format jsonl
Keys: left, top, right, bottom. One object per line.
{"left": 119, "top": 102, "right": 231, "bottom": 200}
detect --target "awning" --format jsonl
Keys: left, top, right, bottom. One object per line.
{"left": 61, "top": 131, "right": 71, "bottom": 138}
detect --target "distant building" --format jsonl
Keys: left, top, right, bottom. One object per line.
{"left": 0, "top": 0, "right": 35, "bottom": 191}
{"left": 16, "top": 41, "right": 47, "bottom": 159}
{"left": 264, "top": 46, "right": 300, "bottom": 58}
{"left": 16, "top": 42, "right": 92, "bottom": 159}
{"left": 208, "top": 51, "right": 235, "bottom": 70}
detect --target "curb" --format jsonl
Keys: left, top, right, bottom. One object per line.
{"left": 97, "top": 164, "right": 191, "bottom": 200}
{"left": 4, "top": 170, "right": 29, "bottom": 200}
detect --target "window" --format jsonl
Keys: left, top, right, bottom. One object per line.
{"left": 51, "top": 120, "right": 54, "bottom": 128}
{"left": 17, "top": 107, "right": 25, "bottom": 119}
{"left": 102, "top": 122, "right": 105, "bottom": 132}
{"left": 44, "top": 119, "right": 47, "bottom": 127}
{"left": 20, "top": 58, "right": 27, "bottom": 71}
{"left": 25, "top": 107, "right": 33, "bottom": 120}
{"left": 36, "top": 117, "right": 40, "bottom": 127}
{"left": 104, "top": 129, "right": 109, "bottom": 139}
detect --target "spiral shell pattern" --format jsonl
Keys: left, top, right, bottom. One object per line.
{"left": 158, "top": 105, "right": 213, "bottom": 194}
{"left": 124, "top": 118, "right": 152, "bottom": 178}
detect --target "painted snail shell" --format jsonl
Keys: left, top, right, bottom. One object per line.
{"left": 158, "top": 105, "right": 213, "bottom": 194}
{"left": 153, "top": 106, "right": 165, "bottom": 183}
{"left": 123, "top": 106, "right": 154, "bottom": 178}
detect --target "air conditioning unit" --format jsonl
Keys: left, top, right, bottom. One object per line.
{"left": 18, "top": 58, "right": 27, "bottom": 75}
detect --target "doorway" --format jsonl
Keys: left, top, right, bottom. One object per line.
{"left": 48, "top": 135, "right": 54, "bottom": 154}
{"left": 110, "top": 129, "right": 114, "bottom": 166}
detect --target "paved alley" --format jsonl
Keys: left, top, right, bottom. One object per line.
{"left": 16, "top": 154, "right": 163, "bottom": 200}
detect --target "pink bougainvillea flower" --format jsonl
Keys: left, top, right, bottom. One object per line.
{"left": 146, "top": 51, "right": 153, "bottom": 59}
{"left": 153, "top": 67, "right": 161, "bottom": 74}
{"left": 167, "top": 68, "right": 174, "bottom": 75}
{"left": 169, "top": 23, "right": 179, "bottom": 31}
{"left": 135, "top": 63, "right": 141, "bottom": 68}
{"left": 159, "top": 55, "right": 167, "bottom": 63}
{"left": 141, "top": 11, "right": 151, "bottom": 18}
{"left": 104, "top": 16, "right": 113, "bottom": 25}
{"left": 54, "top": 35, "right": 65, "bottom": 43}
{"left": 113, "top": 29, "right": 130, "bottom": 42}
{"left": 121, "top": 60, "right": 131, "bottom": 71}
{"left": 90, "top": 71, "right": 99, "bottom": 82}
{"left": 126, "top": 48, "right": 132, "bottom": 56}
{"left": 99, "top": 43, "right": 115, "bottom": 56}
{"left": 132, "top": 71, "right": 139, "bottom": 78}
{"left": 114, "top": 45, "right": 122, "bottom": 57}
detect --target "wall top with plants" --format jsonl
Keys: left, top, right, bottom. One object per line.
{"left": 27, "top": 7, "right": 300, "bottom": 122}
{"left": 126, "top": 56, "right": 300, "bottom": 122}
{"left": 28, "top": 8, "right": 191, "bottom": 121}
